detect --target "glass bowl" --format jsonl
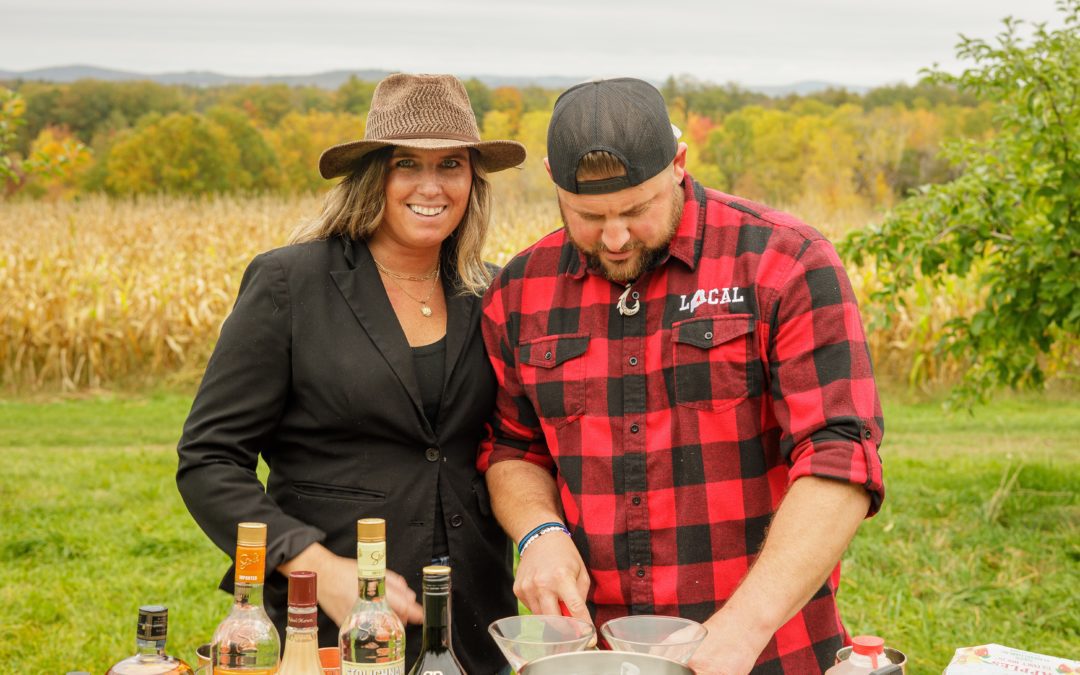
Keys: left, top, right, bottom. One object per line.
{"left": 600, "top": 615, "right": 707, "bottom": 663}
{"left": 488, "top": 615, "right": 596, "bottom": 670}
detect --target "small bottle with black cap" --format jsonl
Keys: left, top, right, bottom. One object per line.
{"left": 406, "top": 565, "right": 466, "bottom": 675}
{"left": 106, "top": 605, "right": 193, "bottom": 674}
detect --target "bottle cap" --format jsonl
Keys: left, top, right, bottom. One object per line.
{"left": 852, "top": 635, "right": 886, "bottom": 655}
{"left": 236, "top": 522, "right": 267, "bottom": 546}
{"left": 422, "top": 565, "right": 451, "bottom": 577}
{"left": 288, "top": 571, "right": 318, "bottom": 607}
{"left": 136, "top": 605, "right": 168, "bottom": 641}
{"left": 357, "top": 518, "right": 385, "bottom": 542}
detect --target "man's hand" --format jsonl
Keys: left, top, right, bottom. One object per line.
{"left": 685, "top": 610, "right": 769, "bottom": 675}
{"left": 279, "top": 542, "right": 424, "bottom": 626}
{"left": 514, "top": 530, "right": 592, "bottom": 626}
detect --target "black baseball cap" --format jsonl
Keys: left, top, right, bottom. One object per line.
{"left": 547, "top": 78, "right": 678, "bottom": 195}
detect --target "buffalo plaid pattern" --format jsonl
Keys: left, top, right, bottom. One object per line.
{"left": 479, "top": 175, "right": 885, "bottom": 674}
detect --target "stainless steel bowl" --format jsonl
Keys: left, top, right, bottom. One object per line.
{"left": 519, "top": 650, "right": 693, "bottom": 675}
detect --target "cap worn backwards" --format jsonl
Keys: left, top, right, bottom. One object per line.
{"left": 547, "top": 77, "right": 678, "bottom": 195}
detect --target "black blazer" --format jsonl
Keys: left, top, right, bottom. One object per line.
{"left": 177, "top": 236, "right": 515, "bottom": 673}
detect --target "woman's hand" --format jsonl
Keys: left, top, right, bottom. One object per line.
{"left": 280, "top": 542, "right": 423, "bottom": 626}
{"left": 385, "top": 568, "right": 424, "bottom": 624}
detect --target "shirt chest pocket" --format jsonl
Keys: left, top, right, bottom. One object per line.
{"left": 672, "top": 314, "right": 757, "bottom": 412}
{"left": 518, "top": 333, "right": 589, "bottom": 427}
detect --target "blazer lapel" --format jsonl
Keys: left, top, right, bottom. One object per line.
{"left": 441, "top": 286, "right": 475, "bottom": 399}
{"left": 330, "top": 239, "right": 428, "bottom": 427}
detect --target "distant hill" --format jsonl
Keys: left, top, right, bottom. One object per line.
{"left": 0, "top": 65, "right": 870, "bottom": 96}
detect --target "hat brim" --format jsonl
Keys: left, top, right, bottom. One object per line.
{"left": 319, "top": 138, "right": 526, "bottom": 179}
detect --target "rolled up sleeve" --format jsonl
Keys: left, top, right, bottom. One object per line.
{"left": 767, "top": 238, "right": 885, "bottom": 514}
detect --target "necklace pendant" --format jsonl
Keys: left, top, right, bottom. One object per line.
{"left": 420, "top": 305, "right": 433, "bottom": 317}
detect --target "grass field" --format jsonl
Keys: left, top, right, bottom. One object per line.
{"left": 0, "top": 392, "right": 1076, "bottom": 673}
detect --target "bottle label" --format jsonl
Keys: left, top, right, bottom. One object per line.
{"left": 341, "top": 658, "right": 404, "bottom": 675}
{"left": 357, "top": 540, "right": 386, "bottom": 578}
{"left": 235, "top": 544, "right": 265, "bottom": 584}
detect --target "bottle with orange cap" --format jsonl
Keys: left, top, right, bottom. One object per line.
{"left": 210, "top": 522, "right": 281, "bottom": 674}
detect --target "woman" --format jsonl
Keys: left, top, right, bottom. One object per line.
{"left": 176, "top": 73, "right": 525, "bottom": 673}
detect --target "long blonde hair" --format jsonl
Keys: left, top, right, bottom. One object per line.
{"left": 289, "top": 147, "right": 493, "bottom": 296}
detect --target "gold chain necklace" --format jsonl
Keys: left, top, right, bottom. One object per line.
{"left": 371, "top": 256, "right": 440, "bottom": 281}
{"left": 377, "top": 261, "right": 441, "bottom": 317}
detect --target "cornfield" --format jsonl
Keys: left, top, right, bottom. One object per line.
{"left": 0, "top": 185, "right": 991, "bottom": 394}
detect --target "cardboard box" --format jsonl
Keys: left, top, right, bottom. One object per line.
{"left": 944, "top": 644, "right": 1078, "bottom": 674}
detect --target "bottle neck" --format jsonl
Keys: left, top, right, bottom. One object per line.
{"left": 420, "top": 587, "right": 451, "bottom": 650}
{"left": 234, "top": 542, "right": 267, "bottom": 607}
{"left": 287, "top": 604, "right": 319, "bottom": 632}
{"left": 359, "top": 575, "right": 387, "bottom": 602}
{"left": 135, "top": 637, "right": 166, "bottom": 658}
{"left": 233, "top": 580, "right": 265, "bottom": 607}
{"left": 357, "top": 538, "right": 388, "bottom": 603}
{"left": 850, "top": 650, "right": 887, "bottom": 667}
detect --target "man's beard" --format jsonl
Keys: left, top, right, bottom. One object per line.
{"left": 562, "top": 185, "right": 684, "bottom": 283}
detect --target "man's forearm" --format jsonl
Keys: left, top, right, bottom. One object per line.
{"left": 485, "top": 459, "right": 564, "bottom": 541}
{"left": 724, "top": 477, "right": 868, "bottom": 629}
{"left": 694, "top": 476, "right": 871, "bottom": 671}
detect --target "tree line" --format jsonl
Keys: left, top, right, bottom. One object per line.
{"left": 1, "top": 75, "right": 991, "bottom": 211}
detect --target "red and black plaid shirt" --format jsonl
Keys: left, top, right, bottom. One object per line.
{"left": 479, "top": 175, "right": 885, "bottom": 673}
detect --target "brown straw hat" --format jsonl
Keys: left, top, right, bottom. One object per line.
{"left": 319, "top": 73, "right": 526, "bottom": 179}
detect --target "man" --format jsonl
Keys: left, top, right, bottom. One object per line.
{"left": 478, "top": 78, "right": 885, "bottom": 675}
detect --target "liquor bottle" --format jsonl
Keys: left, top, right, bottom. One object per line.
{"left": 339, "top": 518, "right": 405, "bottom": 674}
{"left": 106, "top": 605, "right": 194, "bottom": 674}
{"left": 406, "top": 565, "right": 465, "bottom": 675}
{"left": 211, "top": 522, "right": 281, "bottom": 674}
{"left": 277, "top": 571, "right": 323, "bottom": 675}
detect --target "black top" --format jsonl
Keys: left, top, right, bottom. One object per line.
{"left": 412, "top": 336, "right": 446, "bottom": 427}
{"left": 176, "top": 237, "right": 514, "bottom": 673}
{"left": 412, "top": 336, "right": 449, "bottom": 557}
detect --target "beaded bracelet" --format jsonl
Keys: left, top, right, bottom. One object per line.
{"left": 517, "top": 521, "right": 571, "bottom": 557}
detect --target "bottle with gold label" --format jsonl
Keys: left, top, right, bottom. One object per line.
{"left": 339, "top": 518, "right": 405, "bottom": 674}
{"left": 211, "top": 522, "right": 281, "bottom": 674}
{"left": 406, "top": 566, "right": 465, "bottom": 675}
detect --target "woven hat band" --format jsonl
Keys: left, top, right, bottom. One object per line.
{"left": 366, "top": 104, "right": 480, "bottom": 143}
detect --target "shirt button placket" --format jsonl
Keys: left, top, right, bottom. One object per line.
{"left": 621, "top": 283, "right": 651, "bottom": 608}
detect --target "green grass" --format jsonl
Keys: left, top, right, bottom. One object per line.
{"left": 0, "top": 393, "right": 1076, "bottom": 674}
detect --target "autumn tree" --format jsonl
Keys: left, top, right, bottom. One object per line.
{"left": 842, "top": 1, "right": 1080, "bottom": 404}
{"left": 206, "top": 106, "right": 283, "bottom": 191}
{"left": 1, "top": 87, "right": 89, "bottom": 197}
{"left": 105, "top": 112, "right": 243, "bottom": 195}
{"left": 268, "top": 110, "right": 365, "bottom": 192}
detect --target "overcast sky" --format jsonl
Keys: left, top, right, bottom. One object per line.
{"left": 0, "top": 0, "right": 1066, "bottom": 87}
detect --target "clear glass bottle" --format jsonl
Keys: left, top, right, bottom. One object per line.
{"left": 211, "top": 522, "right": 281, "bottom": 675}
{"left": 107, "top": 605, "right": 194, "bottom": 674}
{"left": 278, "top": 571, "right": 323, "bottom": 675}
{"left": 339, "top": 518, "right": 405, "bottom": 674}
{"left": 406, "top": 565, "right": 465, "bottom": 675}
